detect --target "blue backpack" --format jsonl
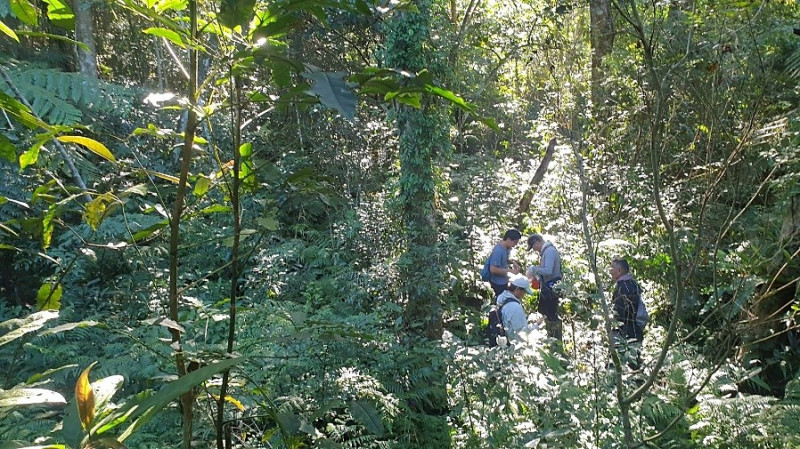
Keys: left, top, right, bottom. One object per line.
{"left": 480, "top": 258, "right": 491, "bottom": 281}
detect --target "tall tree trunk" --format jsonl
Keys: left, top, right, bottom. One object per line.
{"left": 382, "top": 4, "right": 451, "bottom": 447}
{"left": 397, "top": 108, "right": 443, "bottom": 340}
{"left": 72, "top": 0, "right": 97, "bottom": 78}
{"left": 590, "top": 0, "right": 613, "bottom": 102}
{"left": 168, "top": 0, "right": 199, "bottom": 447}
{"left": 216, "top": 74, "right": 243, "bottom": 449}
{"left": 383, "top": 0, "right": 446, "bottom": 341}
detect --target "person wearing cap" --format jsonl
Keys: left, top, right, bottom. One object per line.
{"left": 495, "top": 275, "right": 534, "bottom": 343}
{"left": 526, "top": 234, "right": 562, "bottom": 339}
{"left": 487, "top": 229, "right": 522, "bottom": 297}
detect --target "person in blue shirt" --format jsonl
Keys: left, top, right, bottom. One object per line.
{"left": 487, "top": 229, "right": 522, "bottom": 297}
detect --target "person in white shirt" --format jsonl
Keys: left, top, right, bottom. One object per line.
{"left": 495, "top": 275, "right": 534, "bottom": 343}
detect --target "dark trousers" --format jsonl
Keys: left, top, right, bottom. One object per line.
{"left": 490, "top": 282, "right": 506, "bottom": 298}
{"left": 538, "top": 284, "right": 559, "bottom": 321}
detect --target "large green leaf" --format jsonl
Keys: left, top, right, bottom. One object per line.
{"left": 41, "top": 205, "right": 56, "bottom": 249}
{"left": 302, "top": 69, "right": 356, "bottom": 121}
{"left": 275, "top": 411, "right": 302, "bottom": 435}
{"left": 0, "top": 310, "right": 59, "bottom": 348}
{"left": 25, "top": 364, "right": 78, "bottom": 384}
{"left": 36, "top": 282, "right": 62, "bottom": 311}
{"left": 0, "top": 133, "right": 15, "bottom": 162}
{"left": 61, "top": 394, "right": 83, "bottom": 448}
{"left": 91, "top": 357, "right": 244, "bottom": 440}
{"left": 129, "top": 219, "right": 169, "bottom": 243}
{"left": 218, "top": 0, "right": 256, "bottom": 29}
{"left": 143, "top": 27, "right": 186, "bottom": 48}
{"left": 193, "top": 175, "right": 211, "bottom": 197}
{"left": 18, "top": 140, "right": 42, "bottom": 170}
{"left": 15, "top": 31, "right": 87, "bottom": 50}
{"left": 9, "top": 0, "right": 37, "bottom": 26}
{"left": 0, "top": 92, "right": 48, "bottom": 130}
{"left": 57, "top": 135, "right": 116, "bottom": 162}
{"left": 252, "top": 13, "right": 296, "bottom": 38}
{"left": 41, "top": 0, "right": 74, "bottom": 29}
{"left": 0, "top": 19, "right": 19, "bottom": 42}
{"left": 0, "top": 388, "right": 66, "bottom": 408}
{"left": 239, "top": 142, "right": 257, "bottom": 191}
{"left": 349, "top": 400, "right": 384, "bottom": 437}
{"left": 90, "top": 376, "right": 124, "bottom": 413}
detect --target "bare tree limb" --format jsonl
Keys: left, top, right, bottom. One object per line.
{"left": 516, "top": 137, "right": 557, "bottom": 226}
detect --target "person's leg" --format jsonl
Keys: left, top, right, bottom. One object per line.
{"left": 491, "top": 282, "right": 506, "bottom": 298}
{"left": 538, "top": 285, "right": 558, "bottom": 321}
{"left": 538, "top": 285, "right": 563, "bottom": 345}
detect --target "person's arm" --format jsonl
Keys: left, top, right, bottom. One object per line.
{"left": 612, "top": 286, "right": 625, "bottom": 322}
{"left": 489, "top": 247, "right": 518, "bottom": 275}
{"left": 491, "top": 263, "right": 519, "bottom": 275}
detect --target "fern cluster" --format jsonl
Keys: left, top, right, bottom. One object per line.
{"left": 1, "top": 59, "right": 138, "bottom": 125}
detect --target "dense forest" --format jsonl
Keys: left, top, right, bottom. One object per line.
{"left": 1, "top": 0, "right": 800, "bottom": 447}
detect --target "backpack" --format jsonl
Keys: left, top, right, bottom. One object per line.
{"left": 630, "top": 281, "right": 649, "bottom": 328}
{"left": 620, "top": 279, "right": 649, "bottom": 329}
{"left": 487, "top": 298, "right": 519, "bottom": 347}
{"left": 480, "top": 257, "right": 491, "bottom": 282}
{"left": 636, "top": 299, "right": 649, "bottom": 328}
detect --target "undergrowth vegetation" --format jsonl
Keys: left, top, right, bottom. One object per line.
{"left": 2, "top": 145, "right": 799, "bottom": 448}
{"left": 2, "top": 0, "right": 800, "bottom": 446}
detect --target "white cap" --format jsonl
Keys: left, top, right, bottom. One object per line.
{"left": 510, "top": 275, "right": 534, "bottom": 294}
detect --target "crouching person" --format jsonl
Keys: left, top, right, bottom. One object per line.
{"left": 492, "top": 275, "right": 534, "bottom": 346}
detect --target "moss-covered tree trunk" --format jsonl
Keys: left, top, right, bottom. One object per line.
{"left": 396, "top": 109, "right": 444, "bottom": 340}
{"left": 382, "top": 3, "right": 452, "bottom": 447}
{"left": 383, "top": 0, "right": 447, "bottom": 340}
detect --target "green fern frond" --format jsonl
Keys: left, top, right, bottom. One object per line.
{"left": 341, "top": 433, "right": 377, "bottom": 448}
{"left": 1, "top": 59, "right": 138, "bottom": 125}
{"left": 785, "top": 46, "right": 800, "bottom": 81}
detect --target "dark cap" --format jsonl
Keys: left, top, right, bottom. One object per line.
{"left": 527, "top": 234, "right": 543, "bottom": 250}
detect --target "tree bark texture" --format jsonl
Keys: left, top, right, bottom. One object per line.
{"left": 383, "top": 0, "right": 447, "bottom": 340}
{"left": 590, "top": 0, "right": 613, "bottom": 101}
{"left": 72, "top": 0, "right": 98, "bottom": 79}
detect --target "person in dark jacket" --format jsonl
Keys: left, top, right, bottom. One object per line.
{"left": 610, "top": 257, "right": 644, "bottom": 342}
